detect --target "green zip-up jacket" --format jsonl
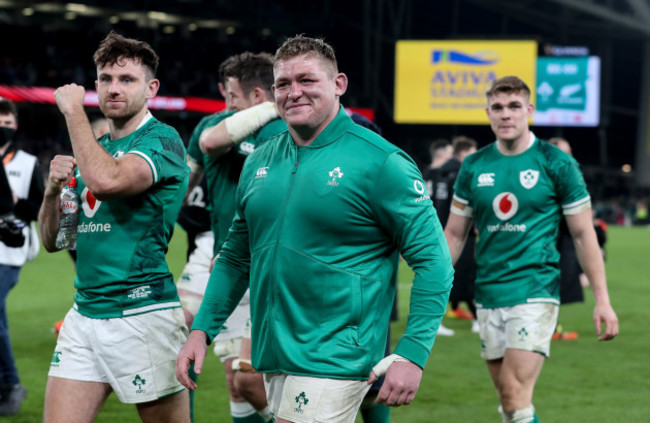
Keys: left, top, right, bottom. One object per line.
{"left": 193, "top": 107, "right": 453, "bottom": 379}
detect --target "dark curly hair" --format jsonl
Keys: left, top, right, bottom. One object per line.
{"left": 93, "top": 31, "right": 159, "bottom": 78}
{"left": 223, "top": 52, "right": 274, "bottom": 98}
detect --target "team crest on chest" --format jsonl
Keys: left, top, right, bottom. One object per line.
{"left": 519, "top": 169, "right": 539, "bottom": 189}
{"left": 327, "top": 167, "right": 344, "bottom": 186}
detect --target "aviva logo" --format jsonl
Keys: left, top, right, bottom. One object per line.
{"left": 431, "top": 50, "right": 498, "bottom": 66}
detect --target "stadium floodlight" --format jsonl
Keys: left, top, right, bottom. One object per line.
{"left": 65, "top": 3, "right": 87, "bottom": 13}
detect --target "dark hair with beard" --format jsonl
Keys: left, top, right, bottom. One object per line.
{"left": 219, "top": 55, "right": 240, "bottom": 86}
{"left": 93, "top": 31, "right": 159, "bottom": 79}
{"left": 223, "top": 52, "right": 274, "bottom": 99}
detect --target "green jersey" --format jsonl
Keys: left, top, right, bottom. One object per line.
{"left": 187, "top": 112, "right": 287, "bottom": 254}
{"left": 73, "top": 115, "right": 189, "bottom": 318}
{"left": 452, "top": 135, "right": 590, "bottom": 308}
{"left": 193, "top": 107, "right": 453, "bottom": 379}
{"left": 187, "top": 111, "right": 233, "bottom": 252}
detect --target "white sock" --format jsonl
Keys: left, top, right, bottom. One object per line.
{"left": 500, "top": 405, "right": 536, "bottom": 423}
{"left": 257, "top": 405, "right": 273, "bottom": 421}
{"left": 230, "top": 400, "right": 257, "bottom": 418}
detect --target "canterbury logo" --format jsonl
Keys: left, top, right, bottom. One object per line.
{"left": 240, "top": 142, "right": 255, "bottom": 155}
{"left": 255, "top": 167, "right": 269, "bottom": 179}
{"left": 478, "top": 173, "right": 495, "bottom": 187}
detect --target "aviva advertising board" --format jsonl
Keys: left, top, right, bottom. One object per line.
{"left": 394, "top": 40, "right": 537, "bottom": 124}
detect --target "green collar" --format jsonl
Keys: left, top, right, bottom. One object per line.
{"left": 295, "top": 105, "right": 354, "bottom": 148}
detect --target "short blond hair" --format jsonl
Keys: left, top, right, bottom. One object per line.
{"left": 485, "top": 76, "right": 531, "bottom": 101}
{"left": 274, "top": 35, "right": 338, "bottom": 74}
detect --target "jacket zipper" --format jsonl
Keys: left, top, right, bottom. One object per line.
{"left": 268, "top": 143, "right": 300, "bottom": 369}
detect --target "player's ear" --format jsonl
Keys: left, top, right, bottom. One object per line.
{"left": 146, "top": 78, "right": 160, "bottom": 99}
{"left": 251, "top": 87, "right": 266, "bottom": 104}
{"left": 334, "top": 72, "right": 348, "bottom": 97}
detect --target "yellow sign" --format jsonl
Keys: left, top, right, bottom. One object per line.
{"left": 394, "top": 40, "right": 538, "bottom": 124}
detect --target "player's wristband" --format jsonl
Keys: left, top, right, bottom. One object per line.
{"left": 224, "top": 101, "right": 278, "bottom": 144}
{"left": 371, "top": 353, "right": 410, "bottom": 377}
{"left": 232, "top": 358, "right": 256, "bottom": 373}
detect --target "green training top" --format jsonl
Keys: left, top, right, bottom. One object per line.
{"left": 452, "top": 135, "right": 590, "bottom": 308}
{"left": 193, "top": 106, "right": 454, "bottom": 379}
{"left": 187, "top": 111, "right": 287, "bottom": 254}
{"left": 73, "top": 116, "right": 189, "bottom": 318}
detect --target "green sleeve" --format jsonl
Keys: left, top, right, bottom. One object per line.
{"left": 191, "top": 170, "right": 252, "bottom": 341}
{"left": 370, "top": 151, "right": 454, "bottom": 368}
{"left": 553, "top": 155, "right": 590, "bottom": 207}
{"left": 187, "top": 118, "right": 208, "bottom": 167}
{"left": 128, "top": 124, "right": 188, "bottom": 184}
{"left": 452, "top": 158, "right": 473, "bottom": 206}
{"left": 235, "top": 118, "right": 287, "bottom": 156}
{"left": 187, "top": 112, "right": 235, "bottom": 166}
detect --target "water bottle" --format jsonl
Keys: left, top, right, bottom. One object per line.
{"left": 55, "top": 177, "right": 79, "bottom": 250}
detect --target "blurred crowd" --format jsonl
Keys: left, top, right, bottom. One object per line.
{"left": 2, "top": 24, "right": 649, "bottom": 228}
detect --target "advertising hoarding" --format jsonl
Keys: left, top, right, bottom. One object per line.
{"left": 394, "top": 40, "right": 537, "bottom": 124}
{"left": 534, "top": 56, "right": 601, "bottom": 126}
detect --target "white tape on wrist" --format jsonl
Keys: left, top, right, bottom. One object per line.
{"left": 371, "top": 354, "right": 410, "bottom": 377}
{"left": 232, "top": 358, "right": 256, "bottom": 373}
{"left": 225, "top": 101, "right": 278, "bottom": 144}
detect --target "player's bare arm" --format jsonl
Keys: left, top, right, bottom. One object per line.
{"left": 199, "top": 122, "right": 232, "bottom": 157}
{"left": 54, "top": 84, "right": 153, "bottom": 200}
{"left": 183, "top": 158, "right": 204, "bottom": 206}
{"left": 38, "top": 155, "right": 77, "bottom": 252}
{"left": 444, "top": 210, "right": 473, "bottom": 265}
{"left": 565, "top": 208, "right": 619, "bottom": 341}
{"left": 199, "top": 101, "right": 278, "bottom": 157}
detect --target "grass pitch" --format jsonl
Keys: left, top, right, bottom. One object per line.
{"left": 6, "top": 225, "right": 649, "bottom": 422}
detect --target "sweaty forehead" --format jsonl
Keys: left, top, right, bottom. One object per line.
{"left": 488, "top": 91, "right": 528, "bottom": 106}
{"left": 97, "top": 57, "right": 147, "bottom": 76}
{"left": 274, "top": 54, "right": 334, "bottom": 78}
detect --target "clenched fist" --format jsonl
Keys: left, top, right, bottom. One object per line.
{"left": 46, "top": 155, "right": 77, "bottom": 197}
{"left": 54, "top": 83, "right": 86, "bottom": 116}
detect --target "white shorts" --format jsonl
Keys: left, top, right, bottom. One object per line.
{"left": 49, "top": 307, "right": 188, "bottom": 403}
{"left": 264, "top": 373, "right": 371, "bottom": 423}
{"left": 216, "top": 289, "right": 250, "bottom": 341}
{"left": 213, "top": 337, "right": 243, "bottom": 363}
{"left": 477, "top": 303, "right": 559, "bottom": 360}
{"left": 175, "top": 231, "right": 250, "bottom": 342}
{"left": 176, "top": 231, "right": 214, "bottom": 297}
{"left": 242, "top": 317, "right": 252, "bottom": 339}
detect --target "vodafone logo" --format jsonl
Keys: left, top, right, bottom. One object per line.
{"left": 492, "top": 192, "right": 518, "bottom": 220}
{"left": 81, "top": 187, "right": 102, "bottom": 218}
{"left": 414, "top": 180, "right": 426, "bottom": 195}
{"left": 413, "top": 179, "right": 430, "bottom": 203}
